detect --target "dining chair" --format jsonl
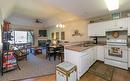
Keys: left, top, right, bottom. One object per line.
{"left": 56, "top": 46, "right": 64, "bottom": 62}
{"left": 46, "top": 43, "right": 56, "bottom": 61}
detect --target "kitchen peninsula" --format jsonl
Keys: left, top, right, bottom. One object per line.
{"left": 64, "top": 44, "right": 97, "bottom": 80}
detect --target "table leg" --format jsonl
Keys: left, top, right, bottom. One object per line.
{"left": 54, "top": 49, "right": 56, "bottom": 60}
{"left": 54, "top": 52, "right": 56, "bottom": 60}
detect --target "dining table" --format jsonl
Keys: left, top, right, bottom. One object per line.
{"left": 49, "top": 45, "right": 63, "bottom": 60}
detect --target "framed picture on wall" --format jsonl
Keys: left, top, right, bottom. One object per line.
{"left": 39, "top": 30, "right": 47, "bottom": 37}
{"left": 61, "top": 31, "right": 65, "bottom": 40}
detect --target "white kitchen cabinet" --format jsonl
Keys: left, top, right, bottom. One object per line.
{"left": 64, "top": 49, "right": 82, "bottom": 80}
{"left": 89, "top": 46, "right": 97, "bottom": 65}
{"left": 93, "top": 46, "right": 97, "bottom": 62}
{"left": 80, "top": 53, "right": 90, "bottom": 76}
{"left": 107, "top": 18, "right": 128, "bottom": 31}
{"left": 128, "top": 49, "right": 130, "bottom": 67}
{"left": 128, "top": 18, "right": 130, "bottom": 35}
{"left": 88, "top": 22, "right": 108, "bottom": 36}
{"left": 117, "top": 18, "right": 129, "bottom": 28}
{"left": 88, "top": 17, "right": 130, "bottom": 36}
{"left": 64, "top": 46, "right": 97, "bottom": 80}
{"left": 97, "top": 46, "right": 105, "bottom": 61}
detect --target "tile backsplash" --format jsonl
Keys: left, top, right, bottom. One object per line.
{"left": 90, "top": 36, "right": 106, "bottom": 44}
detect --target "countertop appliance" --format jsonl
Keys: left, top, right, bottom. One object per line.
{"left": 105, "top": 30, "right": 128, "bottom": 69}
{"left": 93, "top": 37, "right": 98, "bottom": 44}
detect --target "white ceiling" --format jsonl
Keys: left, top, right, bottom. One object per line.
{"left": 6, "top": 0, "right": 130, "bottom": 27}
{"left": 41, "top": 0, "right": 130, "bottom": 18}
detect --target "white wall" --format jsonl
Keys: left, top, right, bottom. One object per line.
{"left": 47, "top": 19, "right": 89, "bottom": 42}
{"left": 0, "top": 0, "right": 16, "bottom": 19}
{"left": 0, "top": 18, "right": 3, "bottom": 44}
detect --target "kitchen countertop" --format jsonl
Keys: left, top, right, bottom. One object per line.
{"left": 65, "top": 44, "right": 97, "bottom": 52}
{"left": 64, "top": 42, "right": 107, "bottom": 52}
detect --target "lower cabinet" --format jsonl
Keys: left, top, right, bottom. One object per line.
{"left": 64, "top": 45, "right": 130, "bottom": 80}
{"left": 97, "top": 46, "right": 105, "bottom": 61}
{"left": 128, "top": 49, "right": 130, "bottom": 67}
{"left": 80, "top": 54, "right": 90, "bottom": 76}
{"left": 64, "top": 46, "right": 97, "bottom": 80}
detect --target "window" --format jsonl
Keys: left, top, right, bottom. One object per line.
{"left": 15, "top": 31, "right": 27, "bottom": 44}
{"left": 51, "top": 32, "right": 54, "bottom": 39}
{"left": 61, "top": 32, "right": 65, "bottom": 40}
{"left": 56, "top": 32, "right": 59, "bottom": 40}
{"left": 27, "top": 31, "right": 34, "bottom": 44}
{"left": 8, "top": 31, "right": 34, "bottom": 44}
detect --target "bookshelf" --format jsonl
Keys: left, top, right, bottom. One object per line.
{"left": 1, "top": 21, "right": 20, "bottom": 75}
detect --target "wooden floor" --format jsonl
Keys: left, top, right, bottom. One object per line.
{"left": 17, "top": 63, "right": 130, "bottom": 81}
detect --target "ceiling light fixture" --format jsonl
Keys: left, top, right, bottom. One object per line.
{"left": 56, "top": 24, "right": 65, "bottom": 28}
{"left": 104, "top": 0, "right": 119, "bottom": 11}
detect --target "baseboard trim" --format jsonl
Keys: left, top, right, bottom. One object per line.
{"left": 96, "top": 60, "right": 104, "bottom": 63}
{"left": 12, "top": 73, "right": 55, "bottom": 81}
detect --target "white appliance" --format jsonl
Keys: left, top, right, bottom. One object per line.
{"left": 105, "top": 30, "right": 128, "bottom": 69}
{"left": 56, "top": 61, "right": 77, "bottom": 81}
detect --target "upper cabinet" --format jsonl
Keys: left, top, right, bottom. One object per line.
{"left": 107, "top": 18, "right": 128, "bottom": 31}
{"left": 88, "top": 21, "right": 108, "bottom": 36}
{"left": 127, "top": 18, "right": 130, "bottom": 35}
{"left": 88, "top": 17, "right": 130, "bottom": 36}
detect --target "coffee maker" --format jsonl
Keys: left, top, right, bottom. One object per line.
{"left": 93, "top": 37, "right": 97, "bottom": 44}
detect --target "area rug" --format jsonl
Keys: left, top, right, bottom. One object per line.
{"left": 0, "top": 50, "right": 60, "bottom": 81}
{"left": 88, "top": 61, "right": 114, "bottom": 81}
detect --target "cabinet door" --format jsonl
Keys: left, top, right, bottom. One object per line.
{"left": 117, "top": 18, "right": 128, "bottom": 29}
{"left": 107, "top": 18, "right": 128, "bottom": 31}
{"left": 88, "top": 23, "right": 98, "bottom": 36}
{"left": 89, "top": 47, "right": 97, "bottom": 65}
{"left": 97, "top": 46, "right": 105, "bottom": 61}
{"left": 88, "top": 49, "right": 93, "bottom": 66}
{"left": 80, "top": 54, "right": 90, "bottom": 75}
{"left": 92, "top": 47, "right": 97, "bottom": 63}
{"left": 88, "top": 22, "right": 107, "bottom": 36}
{"left": 107, "top": 20, "right": 117, "bottom": 30}
{"left": 128, "top": 18, "right": 130, "bottom": 35}
{"left": 128, "top": 49, "right": 130, "bottom": 67}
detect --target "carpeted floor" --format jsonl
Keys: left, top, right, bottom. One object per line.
{"left": 0, "top": 50, "right": 60, "bottom": 81}
{"left": 18, "top": 61, "right": 130, "bottom": 81}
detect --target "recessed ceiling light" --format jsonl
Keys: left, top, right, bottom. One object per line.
{"left": 104, "top": 0, "right": 119, "bottom": 11}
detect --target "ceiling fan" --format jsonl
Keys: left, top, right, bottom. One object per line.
{"left": 35, "top": 19, "right": 42, "bottom": 23}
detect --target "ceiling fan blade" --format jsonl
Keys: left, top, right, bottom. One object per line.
{"left": 35, "top": 19, "right": 42, "bottom": 23}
